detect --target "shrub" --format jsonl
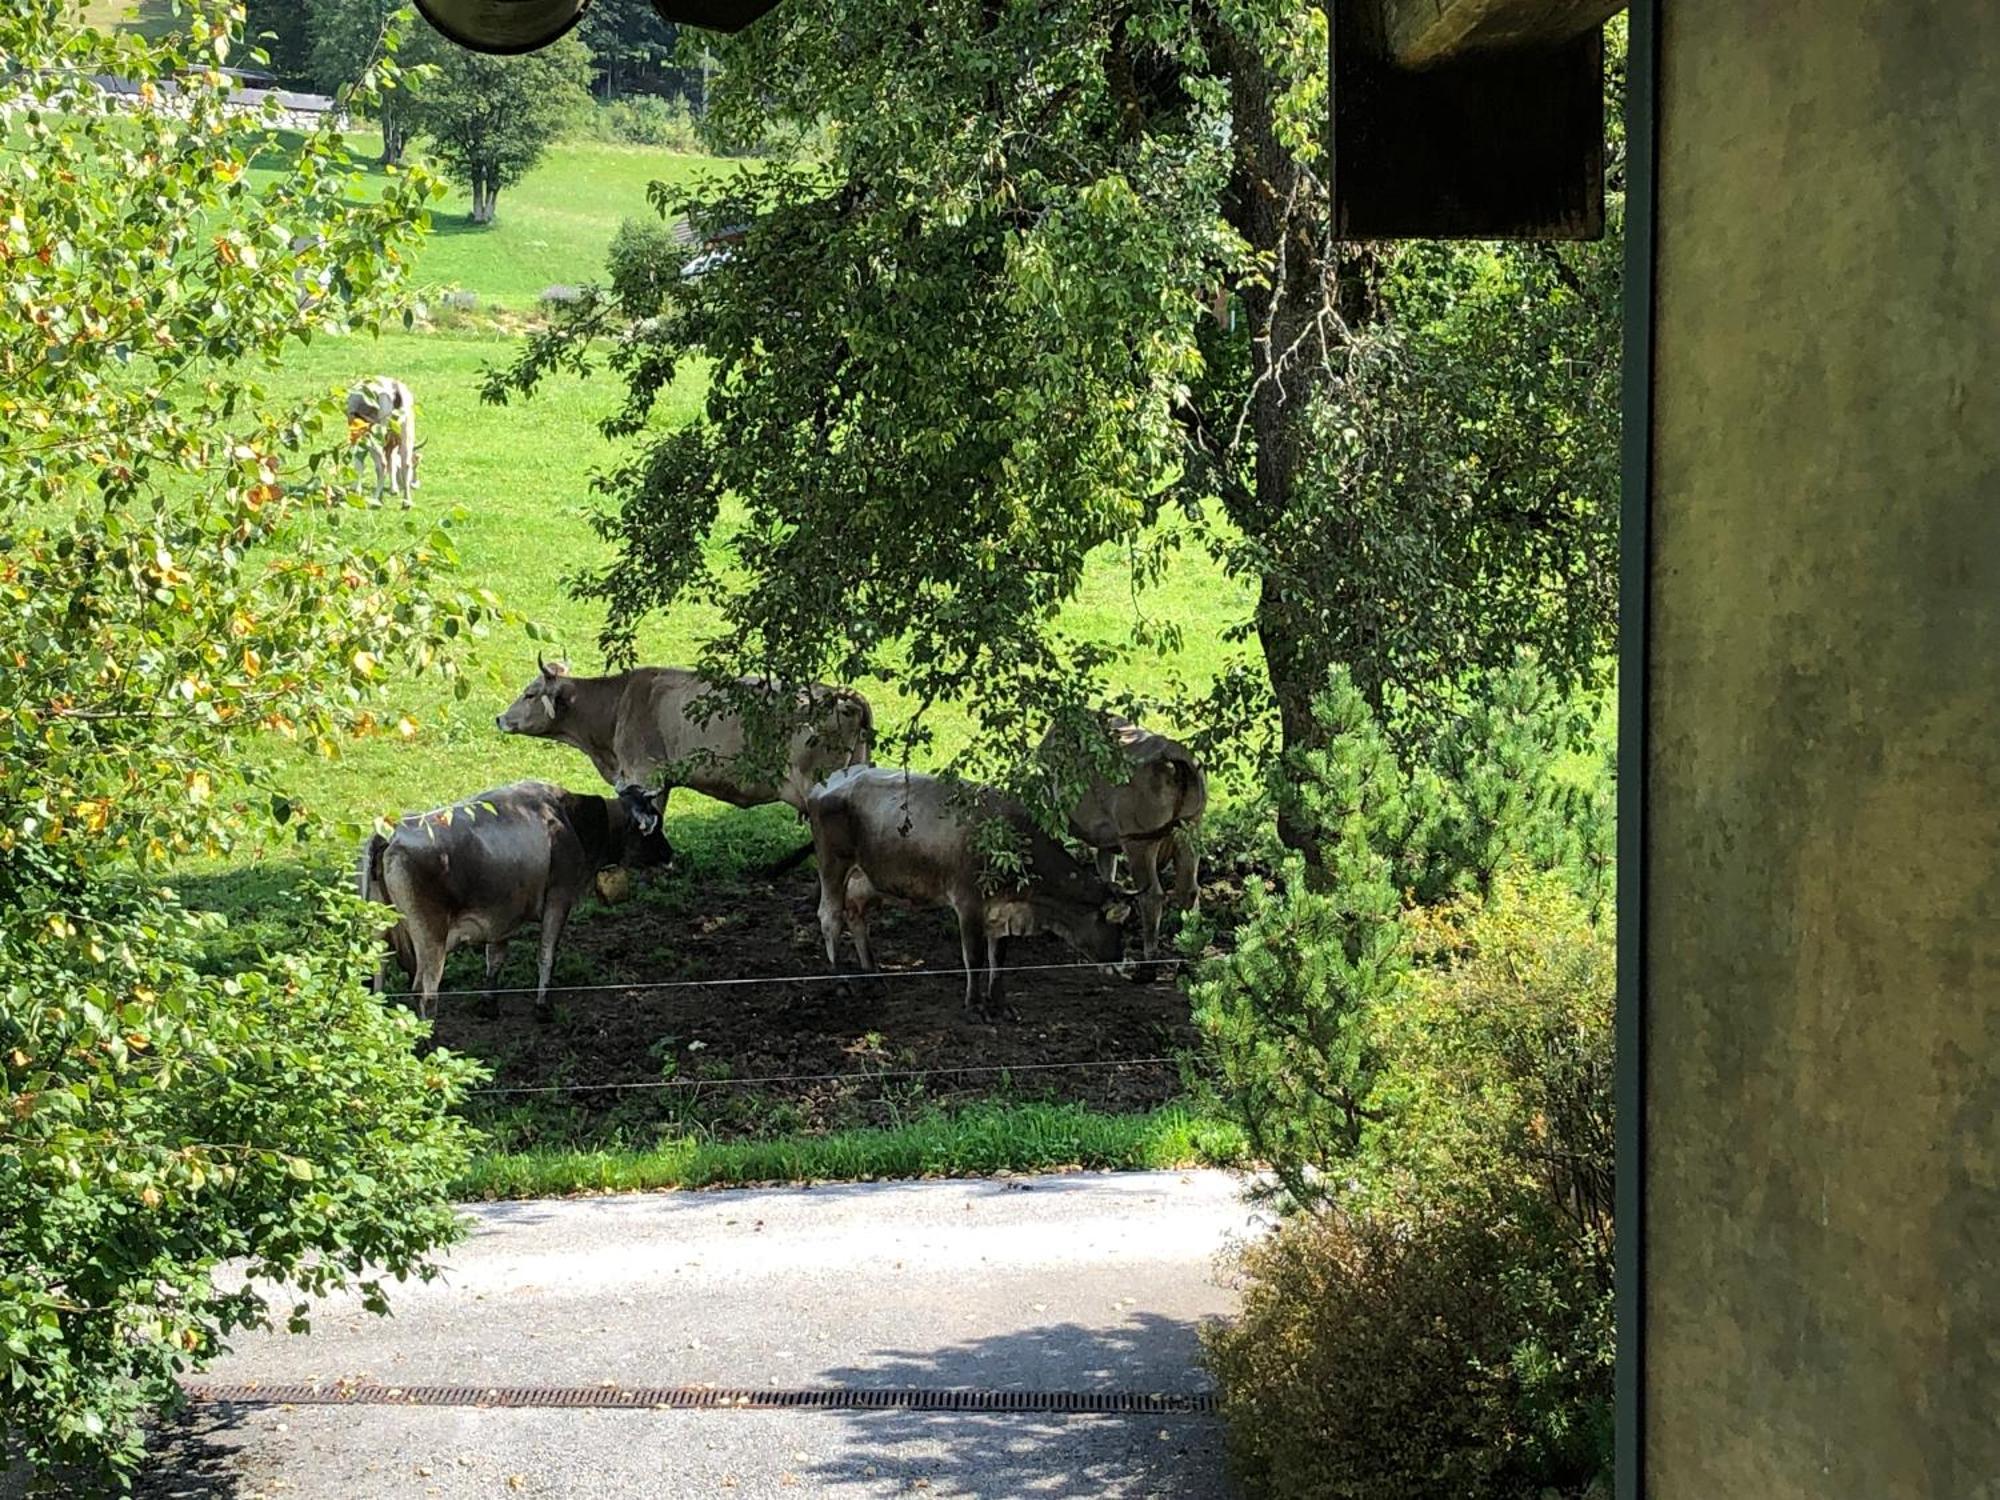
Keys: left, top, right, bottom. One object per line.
{"left": 1193, "top": 665, "right": 1616, "bottom": 1498}
{"left": 583, "top": 95, "right": 703, "bottom": 151}
{"left": 1202, "top": 877, "right": 1616, "bottom": 1498}
{"left": 1206, "top": 1209, "right": 1539, "bottom": 1500}
{"left": 1, "top": 7, "right": 492, "bottom": 1489}
{"left": 607, "top": 213, "right": 684, "bottom": 318}
{"left": 1, "top": 875, "right": 482, "bottom": 1486}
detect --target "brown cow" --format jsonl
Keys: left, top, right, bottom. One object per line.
{"left": 1049, "top": 713, "right": 1207, "bottom": 959}
{"left": 807, "top": 767, "right": 1133, "bottom": 1016}
{"left": 358, "top": 780, "right": 670, "bottom": 1021}
{"left": 495, "top": 659, "right": 873, "bottom": 822}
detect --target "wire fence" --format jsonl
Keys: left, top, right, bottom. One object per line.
{"left": 466, "top": 1055, "right": 1184, "bottom": 1099}
{"left": 410, "top": 956, "right": 1197, "bottom": 1102}
{"left": 420, "top": 954, "right": 1190, "bottom": 1003}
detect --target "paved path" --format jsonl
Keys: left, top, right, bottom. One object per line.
{"left": 140, "top": 1170, "right": 1265, "bottom": 1499}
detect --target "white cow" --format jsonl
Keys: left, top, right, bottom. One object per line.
{"left": 345, "top": 376, "right": 420, "bottom": 506}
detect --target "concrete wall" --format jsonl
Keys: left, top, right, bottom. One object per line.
{"left": 1646, "top": 4, "right": 2000, "bottom": 1494}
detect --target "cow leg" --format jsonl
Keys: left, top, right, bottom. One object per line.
{"left": 408, "top": 922, "right": 448, "bottom": 1023}
{"left": 817, "top": 858, "right": 850, "bottom": 973}
{"left": 984, "top": 931, "right": 1010, "bottom": 1017}
{"left": 1169, "top": 825, "right": 1201, "bottom": 912}
{"left": 1124, "top": 836, "right": 1166, "bottom": 962}
{"left": 1095, "top": 846, "right": 1119, "bottom": 886}
{"left": 953, "top": 901, "right": 985, "bottom": 1017}
{"left": 847, "top": 901, "right": 875, "bottom": 973}
{"left": 477, "top": 940, "right": 507, "bottom": 1019}
{"left": 533, "top": 902, "right": 572, "bottom": 1023}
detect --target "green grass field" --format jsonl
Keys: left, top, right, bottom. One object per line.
{"left": 214, "top": 130, "right": 1250, "bottom": 886}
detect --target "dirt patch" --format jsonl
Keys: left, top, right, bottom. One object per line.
{"left": 426, "top": 872, "right": 1201, "bottom": 1147}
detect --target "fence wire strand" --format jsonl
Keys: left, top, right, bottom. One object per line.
{"left": 416, "top": 955, "right": 1189, "bottom": 1003}
{"left": 466, "top": 1055, "right": 1182, "bottom": 1099}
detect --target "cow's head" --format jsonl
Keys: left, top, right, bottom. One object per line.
{"left": 496, "top": 656, "right": 574, "bottom": 736}
{"left": 1022, "top": 826, "right": 1137, "bottom": 977}
{"left": 607, "top": 785, "right": 674, "bottom": 879}
{"left": 830, "top": 690, "right": 874, "bottom": 768}
{"left": 615, "top": 784, "right": 672, "bottom": 858}
{"left": 804, "top": 687, "right": 874, "bottom": 770}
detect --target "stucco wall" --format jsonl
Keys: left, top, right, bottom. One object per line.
{"left": 1646, "top": 4, "right": 2000, "bottom": 1495}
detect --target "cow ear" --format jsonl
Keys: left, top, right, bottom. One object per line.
{"left": 547, "top": 677, "right": 577, "bottom": 717}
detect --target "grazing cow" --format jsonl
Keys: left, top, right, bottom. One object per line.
{"left": 357, "top": 780, "right": 671, "bottom": 1021}
{"left": 495, "top": 659, "right": 873, "bottom": 822}
{"left": 1050, "top": 713, "right": 1208, "bottom": 959}
{"left": 345, "top": 376, "right": 420, "bottom": 506}
{"left": 807, "top": 767, "right": 1133, "bottom": 1016}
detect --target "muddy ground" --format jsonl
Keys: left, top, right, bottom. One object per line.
{"left": 423, "top": 869, "right": 1206, "bottom": 1149}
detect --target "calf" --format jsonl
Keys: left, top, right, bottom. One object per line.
{"left": 1050, "top": 713, "right": 1207, "bottom": 959}
{"left": 807, "top": 767, "right": 1132, "bottom": 1016}
{"left": 345, "top": 376, "right": 420, "bottom": 506}
{"left": 357, "top": 780, "right": 670, "bottom": 1020}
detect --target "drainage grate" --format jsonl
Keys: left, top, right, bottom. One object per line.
{"left": 180, "top": 1380, "right": 1216, "bottom": 1416}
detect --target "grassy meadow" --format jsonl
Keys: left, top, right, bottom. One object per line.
{"left": 211, "top": 131, "right": 1252, "bottom": 893}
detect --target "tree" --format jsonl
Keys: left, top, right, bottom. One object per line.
{"left": 243, "top": 0, "right": 315, "bottom": 85}
{"left": 399, "top": 25, "right": 593, "bottom": 224}
{"left": 579, "top": 0, "right": 679, "bottom": 100}
{"left": 491, "top": 4, "right": 1621, "bottom": 857}
{"left": 307, "top": 0, "right": 412, "bottom": 165}
{"left": 0, "top": 6, "right": 492, "bottom": 1488}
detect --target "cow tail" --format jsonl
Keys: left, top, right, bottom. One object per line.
{"left": 1170, "top": 756, "right": 1201, "bottom": 824}
{"left": 358, "top": 832, "right": 389, "bottom": 904}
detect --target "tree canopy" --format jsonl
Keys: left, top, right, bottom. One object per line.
{"left": 399, "top": 23, "right": 593, "bottom": 223}
{"left": 492, "top": 2, "right": 1621, "bottom": 849}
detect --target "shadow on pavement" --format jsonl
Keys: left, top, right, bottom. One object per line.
{"left": 136, "top": 1402, "right": 254, "bottom": 1500}
{"left": 807, "top": 1314, "right": 1235, "bottom": 1499}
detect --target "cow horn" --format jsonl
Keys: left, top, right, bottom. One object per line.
{"left": 537, "top": 651, "right": 548, "bottom": 674}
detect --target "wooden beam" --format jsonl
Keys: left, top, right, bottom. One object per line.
{"left": 1382, "top": 0, "right": 1625, "bottom": 69}
{"left": 1332, "top": 5, "right": 1605, "bottom": 239}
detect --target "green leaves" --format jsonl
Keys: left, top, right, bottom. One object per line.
{"left": 0, "top": 5, "right": 491, "bottom": 1489}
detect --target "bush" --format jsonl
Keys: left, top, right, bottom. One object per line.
{"left": 1188, "top": 663, "right": 1612, "bottom": 1213}
{"left": 1193, "top": 665, "right": 1616, "bottom": 1498}
{"left": 582, "top": 95, "right": 703, "bottom": 151}
{"left": 1203, "top": 878, "right": 1615, "bottom": 1498}
{"left": 1, "top": 8, "right": 493, "bottom": 1489}
{"left": 2, "top": 874, "right": 482, "bottom": 1486}
{"left": 1207, "top": 1210, "right": 1546, "bottom": 1500}
{"left": 607, "top": 213, "right": 684, "bottom": 318}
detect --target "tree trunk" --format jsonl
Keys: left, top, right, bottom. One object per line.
{"left": 1213, "top": 25, "right": 1360, "bottom": 867}
{"left": 379, "top": 109, "right": 405, "bottom": 168}
{"left": 469, "top": 174, "right": 495, "bottom": 224}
